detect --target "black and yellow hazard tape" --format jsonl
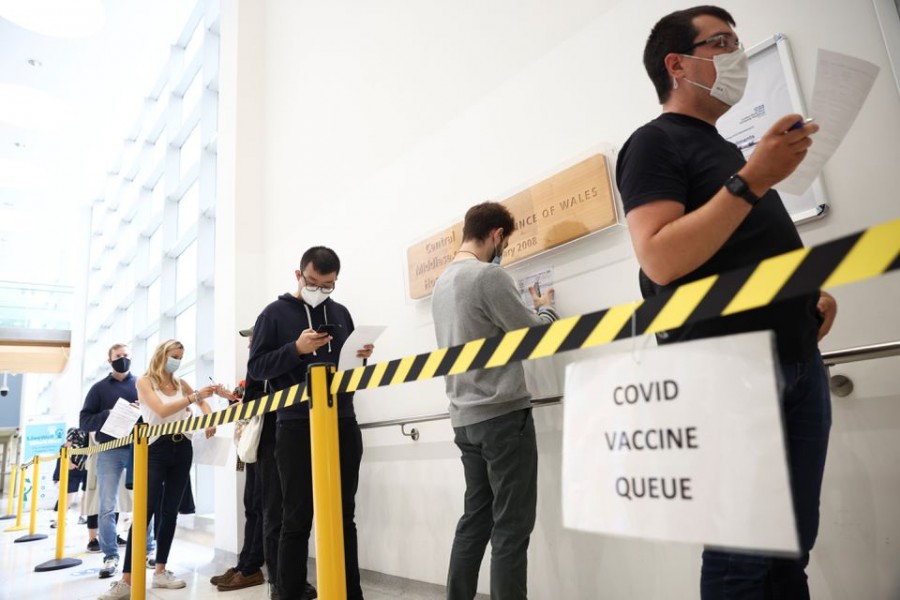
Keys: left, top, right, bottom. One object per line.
{"left": 331, "top": 217, "right": 899, "bottom": 394}
{"left": 69, "top": 434, "right": 135, "bottom": 456}
{"left": 81, "top": 217, "right": 900, "bottom": 447}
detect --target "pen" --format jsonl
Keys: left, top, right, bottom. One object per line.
{"left": 787, "top": 117, "right": 814, "bottom": 131}
{"left": 737, "top": 118, "right": 814, "bottom": 152}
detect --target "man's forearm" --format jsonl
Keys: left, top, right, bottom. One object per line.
{"left": 631, "top": 191, "right": 751, "bottom": 285}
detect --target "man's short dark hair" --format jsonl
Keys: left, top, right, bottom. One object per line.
{"left": 300, "top": 246, "right": 341, "bottom": 275}
{"left": 462, "top": 202, "right": 516, "bottom": 242}
{"left": 643, "top": 5, "right": 735, "bottom": 104}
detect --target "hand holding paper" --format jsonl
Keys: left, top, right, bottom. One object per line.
{"left": 99, "top": 398, "right": 142, "bottom": 439}
{"left": 776, "top": 49, "right": 879, "bottom": 195}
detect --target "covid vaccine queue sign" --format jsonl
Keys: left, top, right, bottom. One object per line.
{"left": 563, "top": 331, "right": 799, "bottom": 554}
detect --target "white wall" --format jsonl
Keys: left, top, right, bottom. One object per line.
{"left": 231, "top": 0, "right": 900, "bottom": 597}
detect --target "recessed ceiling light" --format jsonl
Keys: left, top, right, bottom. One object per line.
{"left": 0, "top": 0, "right": 106, "bottom": 38}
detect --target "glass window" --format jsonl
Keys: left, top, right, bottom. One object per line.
{"left": 179, "top": 124, "right": 201, "bottom": 175}
{"left": 151, "top": 181, "right": 166, "bottom": 218}
{"left": 176, "top": 241, "right": 197, "bottom": 300}
{"left": 148, "top": 226, "right": 163, "bottom": 267}
{"left": 146, "top": 329, "right": 160, "bottom": 358}
{"left": 182, "top": 71, "right": 202, "bottom": 117}
{"left": 121, "top": 304, "right": 135, "bottom": 343}
{"left": 147, "top": 277, "right": 161, "bottom": 324}
{"left": 184, "top": 21, "right": 202, "bottom": 61}
{"left": 153, "top": 129, "right": 167, "bottom": 169}
{"left": 175, "top": 303, "right": 196, "bottom": 354}
{"left": 178, "top": 180, "right": 198, "bottom": 238}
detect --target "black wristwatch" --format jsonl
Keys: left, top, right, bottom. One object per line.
{"left": 725, "top": 173, "right": 760, "bottom": 206}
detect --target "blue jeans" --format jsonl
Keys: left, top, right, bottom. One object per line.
{"left": 96, "top": 446, "right": 130, "bottom": 560}
{"left": 701, "top": 353, "right": 832, "bottom": 599}
{"left": 95, "top": 445, "right": 156, "bottom": 560}
{"left": 448, "top": 408, "right": 537, "bottom": 600}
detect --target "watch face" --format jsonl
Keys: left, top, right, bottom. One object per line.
{"left": 727, "top": 175, "right": 748, "bottom": 195}
{"left": 727, "top": 174, "right": 758, "bottom": 205}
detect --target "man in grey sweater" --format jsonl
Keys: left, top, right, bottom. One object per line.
{"left": 432, "top": 201, "right": 558, "bottom": 600}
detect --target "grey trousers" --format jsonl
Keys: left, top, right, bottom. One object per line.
{"left": 447, "top": 408, "right": 537, "bottom": 600}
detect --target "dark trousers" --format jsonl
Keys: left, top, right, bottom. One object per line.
{"left": 701, "top": 354, "right": 832, "bottom": 599}
{"left": 258, "top": 431, "right": 282, "bottom": 584}
{"left": 123, "top": 436, "right": 193, "bottom": 573}
{"left": 447, "top": 408, "right": 538, "bottom": 600}
{"left": 276, "top": 418, "right": 364, "bottom": 600}
{"left": 236, "top": 461, "right": 265, "bottom": 575}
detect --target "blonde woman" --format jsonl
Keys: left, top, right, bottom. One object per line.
{"left": 100, "top": 340, "right": 230, "bottom": 600}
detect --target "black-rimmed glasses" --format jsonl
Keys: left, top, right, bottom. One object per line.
{"left": 679, "top": 33, "right": 742, "bottom": 54}
{"left": 301, "top": 275, "right": 335, "bottom": 294}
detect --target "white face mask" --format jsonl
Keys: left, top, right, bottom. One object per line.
{"left": 301, "top": 287, "right": 328, "bottom": 308}
{"left": 680, "top": 49, "right": 748, "bottom": 106}
{"left": 165, "top": 357, "right": 181, "bottom": 373}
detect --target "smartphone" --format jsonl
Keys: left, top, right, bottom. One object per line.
{"left": 316, "top": 323, "right": 340, "bottom": 335}
{"left": 534, "top": 281, "right": 542, "bottom": 297}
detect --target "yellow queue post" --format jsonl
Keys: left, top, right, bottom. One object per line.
{"left": 1, "top": 463, "right": 19, "bottom": 520}
{"left": 308, "top": 363, "right": 347, "bottom": 600}
{"left": 4, "top": 460, "right": 29, "bottom": 532}
{"left": 15, "top": 456, "right": 47, "bottom": 543}
{"left": 130, "top": 425, "right": 149, "bottom": 600}
{"left": 35, "top": 446, "right": 83, "bottom": 571}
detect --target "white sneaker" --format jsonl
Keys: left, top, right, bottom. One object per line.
{"left": 98, "top": 556, "right": 118, "bottom": 579}
{"left": 98, "top": 580, "right": 131, "bottom": 600}
{"left": 152, "top": 569, "right": 187, "bottom": 589}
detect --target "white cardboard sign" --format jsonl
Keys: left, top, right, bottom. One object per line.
{"left": 563, "top": 331, "right": 798, "bottom": 554}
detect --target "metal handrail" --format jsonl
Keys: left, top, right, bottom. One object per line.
{"left": 821, "top": 341, "right": 900, "bottom": 366}
{"left": 359, "top": 341, "right": 900, "bottom": 434}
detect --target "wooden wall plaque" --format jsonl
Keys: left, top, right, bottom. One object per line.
{"left": 406, "top": 154, "right": 616, "bottom": 299}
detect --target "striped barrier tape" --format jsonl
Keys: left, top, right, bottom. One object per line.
{"left": 69, "top": 434, "right": 134, "bottom": 457}
{"left": 80, "top": 217, "right": 900, "bottom": 448}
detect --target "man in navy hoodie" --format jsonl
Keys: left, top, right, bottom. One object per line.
{"left": 79, "top": 343, "right": 140, "bottom": 579}
{"left": 248, "top": 246, "right": 373, "bottom": 600}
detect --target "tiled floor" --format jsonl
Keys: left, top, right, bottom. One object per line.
{"left": 1, "top": 508, "right": 476, "bottom": 600}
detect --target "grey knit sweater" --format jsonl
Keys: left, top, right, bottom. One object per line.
{"left": 432, "top": 259, "right": 558, "bottom": 427}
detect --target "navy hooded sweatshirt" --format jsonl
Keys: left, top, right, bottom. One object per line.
{"left": 247, "top": 292, "right": 356, "bottom": 421}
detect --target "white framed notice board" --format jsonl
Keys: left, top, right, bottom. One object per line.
{"left": 716, "top": 34, "right": 829, "bottom": 224}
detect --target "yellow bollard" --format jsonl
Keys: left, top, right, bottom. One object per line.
{"left": 5, "top": 462, "right": 28, "bottom": 532}
{"left": 131, "top": 426, "right": 148, "bottom": 600}
{"left": 35, "top": 447, "right": 83, "bottom": 571}
{"left": 55, "top": 449, "right": 69, "bottom": 553}
{"left": 1, "top": 463, "right": 18, "bottom": 520}
{"left": 15, "top": 457, "right": 47, "bottom": 542}
{"left": 308, "top": 363, "right": 347, "bottom": 600}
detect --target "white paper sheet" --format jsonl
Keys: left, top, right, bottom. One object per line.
{"left": 516, "top": 269, "right": 555, "bottom": 309}
{"left": 777, "top": 49, "right": 879, "bottom": 195}
{"left": 192, "top": 435, "right": 232, "bottom": 467}
{"left": 339, "top": 326, "right": 386, "bottom": 370}
{"left": 99, "top": 398, "right": 142, "bottom": 439}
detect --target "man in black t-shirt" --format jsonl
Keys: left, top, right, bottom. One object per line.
{"left": 617, "top": 6, "right": 835, "bottom": 599}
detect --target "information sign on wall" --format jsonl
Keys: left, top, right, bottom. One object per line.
{"left": 406, "top": 154, "right": 617, "bottom": 299}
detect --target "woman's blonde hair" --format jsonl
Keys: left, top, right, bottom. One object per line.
{"left": 145, "top": 339, "right": 184, "bottom": 390}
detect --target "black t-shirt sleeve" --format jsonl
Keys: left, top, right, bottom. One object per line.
{"left": 617, "top": 124, "right": 689, "bottom": 213}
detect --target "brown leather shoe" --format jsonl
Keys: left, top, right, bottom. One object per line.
{"left": 210, "top": 567, "right": 238, "bottom": 585}
{"left": 217, "top": 570, "right": 265, "bottom": 591}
